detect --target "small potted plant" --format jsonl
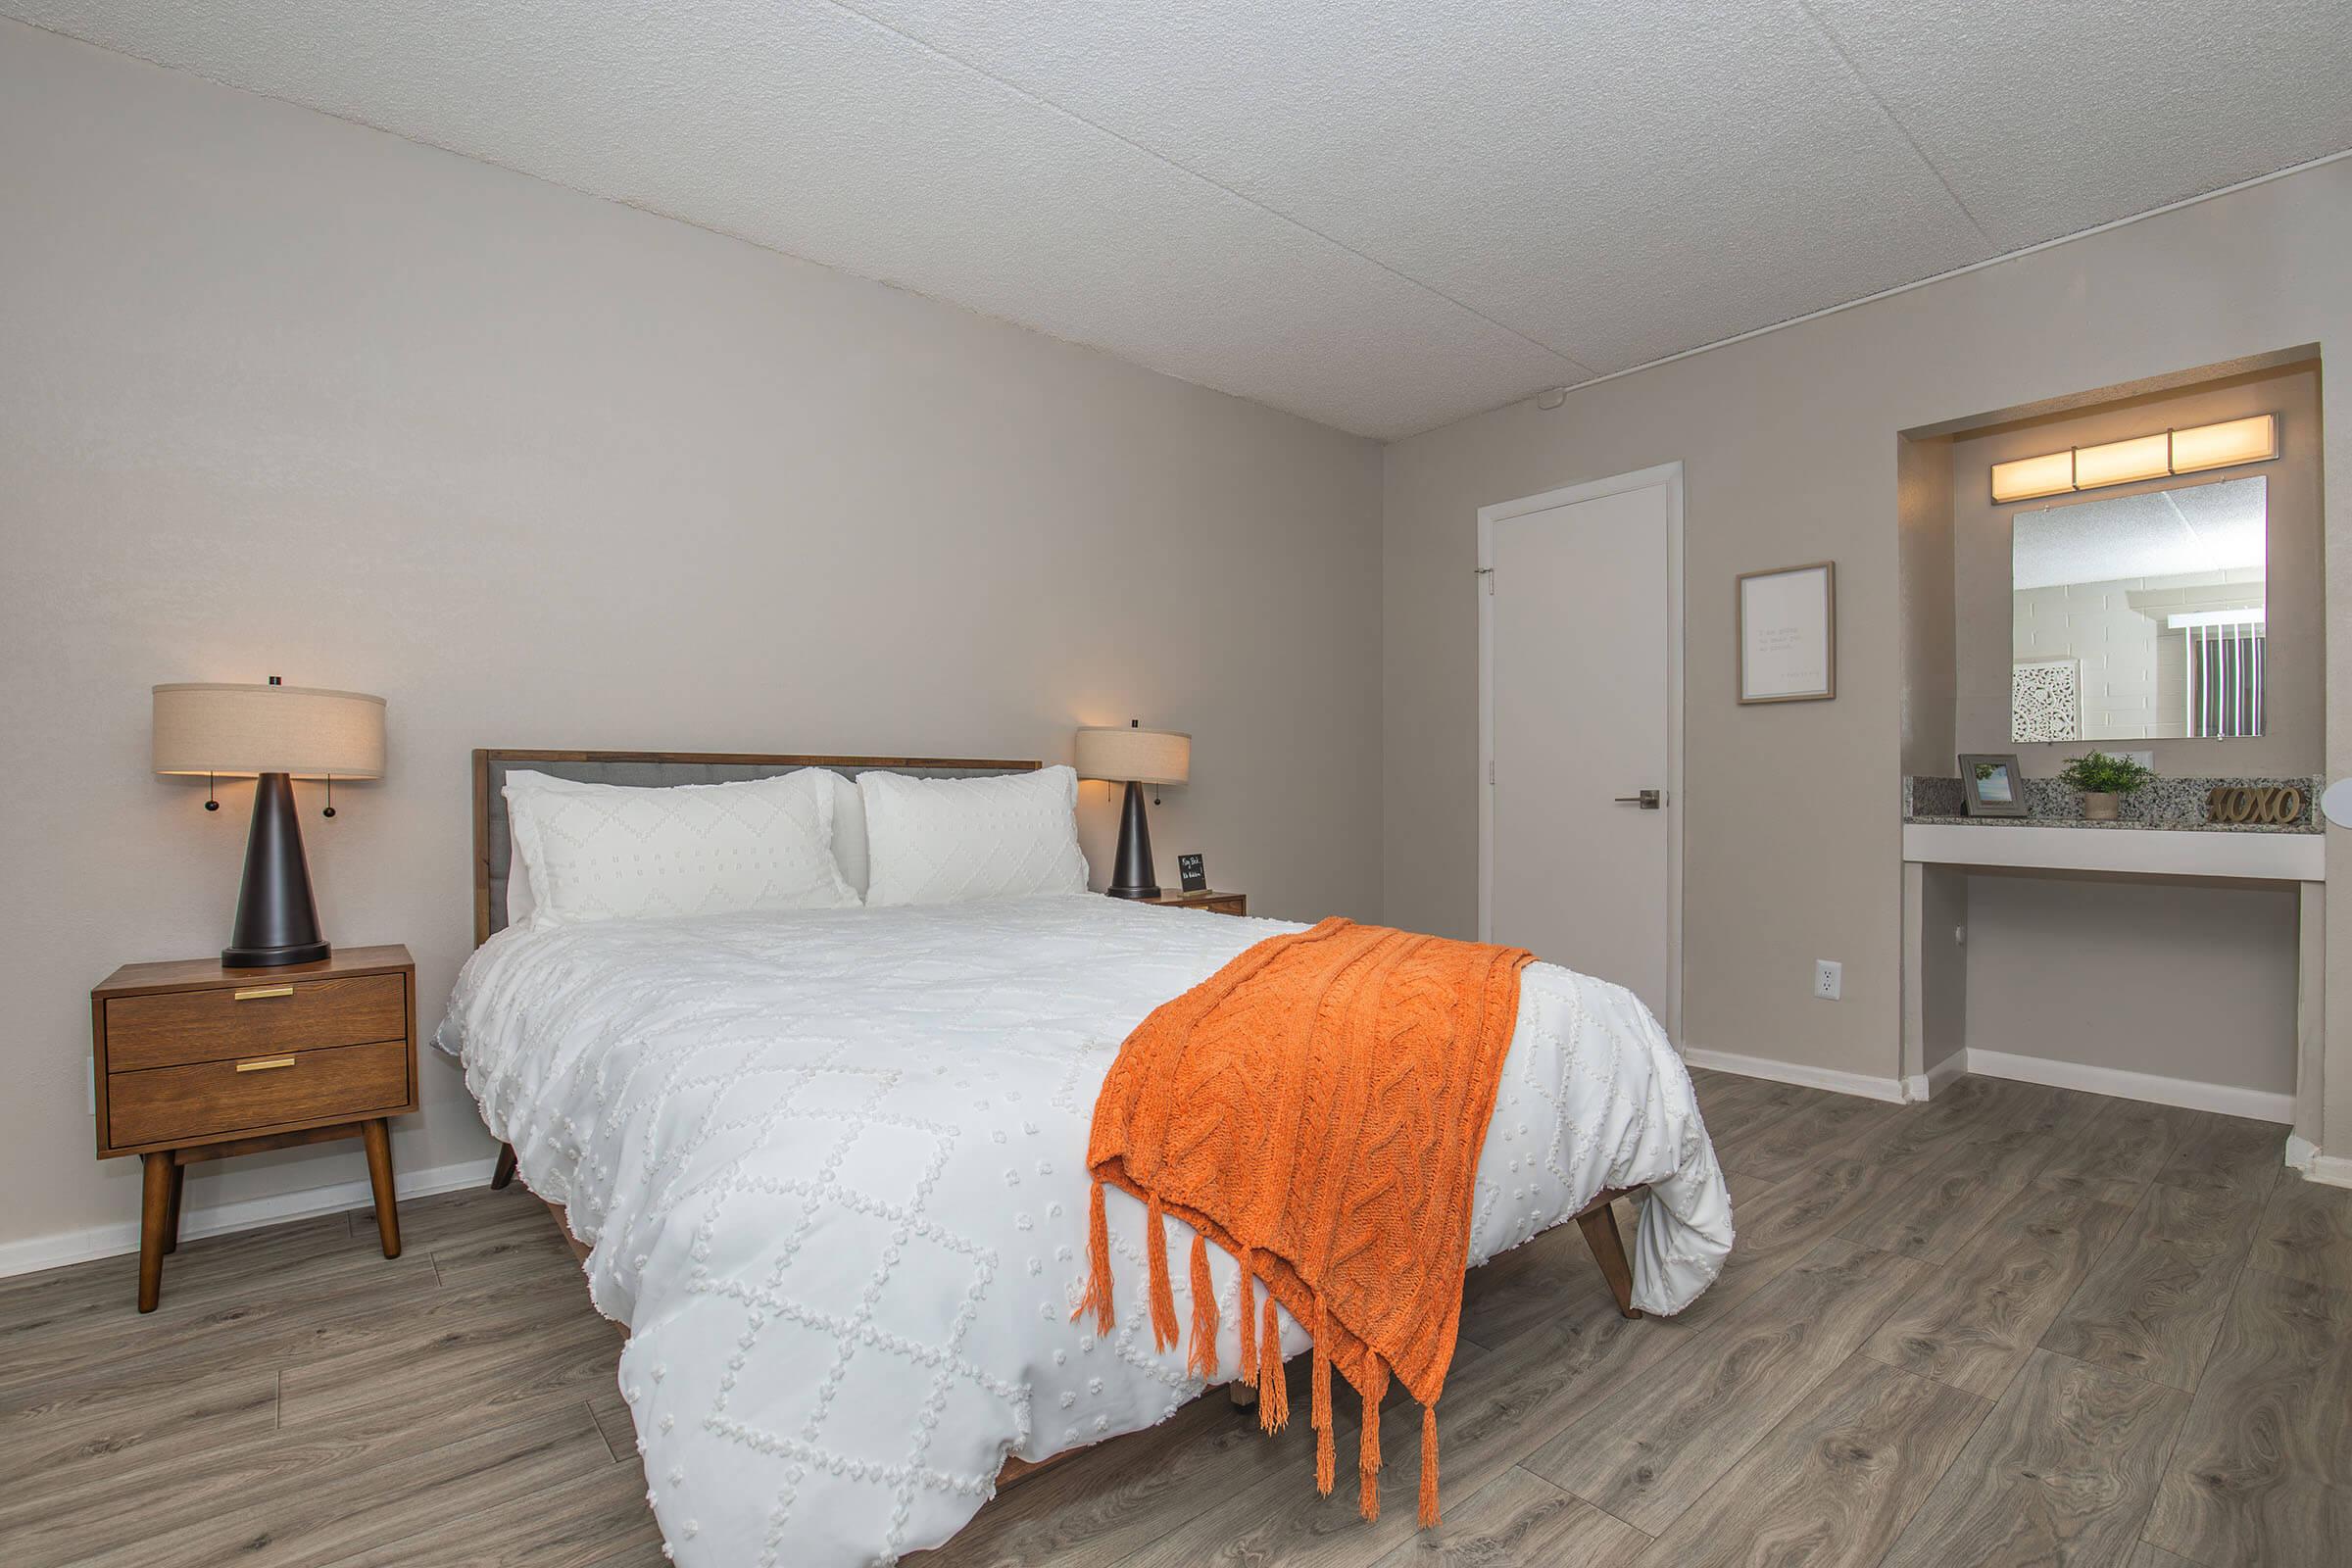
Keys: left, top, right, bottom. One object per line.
{"left": 2057, "top": 751, "right": 2155, "bottom": 821}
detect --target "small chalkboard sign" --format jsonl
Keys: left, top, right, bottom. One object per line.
{"left": 1177, "top": 854, "right": 1206, "bottom": 893}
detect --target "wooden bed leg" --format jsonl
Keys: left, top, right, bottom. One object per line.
{"left": 1228, "top": 1379, "right": 1258, "bottom": 1410}
{"left": 490, "top": 1143, "right": 517, "bottom": 1191}
{"left": 1576, "top": 1199, "right": 1642, "bottom": 1319}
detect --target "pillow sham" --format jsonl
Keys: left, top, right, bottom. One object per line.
{"left": 829, "top": 769, "right": 870, "bottom": 900}
{"left": 504, "top": 768, "right": 858, "bottom": 929}
{"left": 858, "top": 764, "right": 1091, "bottom": 906}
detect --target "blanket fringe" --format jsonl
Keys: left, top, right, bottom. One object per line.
{"left": 1358, "top": 1360, "right": 1389, "bottom": 1521}
{"left": 1072, "top": 1181, "right": 1113, "bottom": 1335}
{"left": 1145, "top": 1195, "right": 1179, "bottom": 1352}
{"left": 1185, "top": 1235, "right": 1219, "bottom": 1379}
{"left": 1256, "top": 1292, "right": 1288, "bottom": 1432}
{"left": 1418, "top": 1402, "right": 1440, "bottom": 1528}
{"left": 1236, "top": 1250, "right": 1257, "bottom": 1382}
{"left": 1312, "top": 1301, "right": 1335, "bottom": 1495}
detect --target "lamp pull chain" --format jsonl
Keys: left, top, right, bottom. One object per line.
{"left": 205, "top": 772, "right": 220, "bottom": 812}
{"left": 323, "top": 775, "right": 336, "bottom": 819}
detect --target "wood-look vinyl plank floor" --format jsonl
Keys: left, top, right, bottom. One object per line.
{"left": 2034, "top": 1096, "right": 2189, "bottom": 1191}
{"left": 1628, "top": 1354, "right": 1987, "bottom": 1568}
{"left": 2040, "top": 1180, "right": 2266, "bottom": 1392}
{"left": 2248, "top": 1172, "right": 2352, "bottom": 1295}
{"left": 2139, "top": 1266, "right": 2352, "bottom": 1566}
{"left": 1861, "top": 1177, "right": 2135, "bottom": 1400}
{"left": 1523, "top": 1238, "right": 1927, "bottom": 1533}
{"left": 1367, "top": 1465, "right": 1642, "bottom": 1568}
{"left": 2153, "top": 1114, "right": 2288, "bottom": 1200}
{"left": 0, "top": 1076, "right": 2320, "bottom": 1568}
{"left": 1878, "top": 1347, "right": 2188, "bottom": 1568}
{"left": 1836, "top": 1085, "right": 2106, "bottom": 1263}
{"left": 1707, "top": 1090, "right": 1901, "bottom": 1186}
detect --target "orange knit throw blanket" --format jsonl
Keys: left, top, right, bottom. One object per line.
{"left": 1077, "top": 916, "right": 1533, "bottom": 1527}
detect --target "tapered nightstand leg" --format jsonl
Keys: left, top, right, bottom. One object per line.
{"left": 163, "top": 1160, "right": 184, "bottom": 1254}
{"left": 137, "top": 1152, "right": 172, "bottom": 1312}
{"left": 490, "top": 1143, "right": 517, "bottom": 1191}
{"left": 362, "top": 1119, "right": 401, "bottom": 1258}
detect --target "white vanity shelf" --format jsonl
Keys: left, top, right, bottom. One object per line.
{"left": 1901, "top": 817, "right": 2326, "bottom": 1149}
{"left": 1903, "top": 820, "right": 2324, "bottom": 882}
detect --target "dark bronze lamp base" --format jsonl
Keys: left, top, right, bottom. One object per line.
{"left": 1105, "top": 779, "right": 1159, "bottom": 900}
{"left": 223, "top": 771, "right": 331, "bottom": 967}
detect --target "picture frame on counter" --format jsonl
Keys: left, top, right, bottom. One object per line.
{"left": 1960, "top": 753, "right": 2030, "bottom": 817}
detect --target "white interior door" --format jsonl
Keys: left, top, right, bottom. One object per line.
{"left": 1480, "top": 465, "right": 1682, "bottom": 1036}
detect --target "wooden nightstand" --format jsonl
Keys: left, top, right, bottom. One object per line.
{"left": 1135, "top": 890, "right": 1248, "bottom": 917}
{"left": 91, "top": 945, "right": 417, "bottom": 1311}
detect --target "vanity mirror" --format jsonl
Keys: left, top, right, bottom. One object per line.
{"left": 2011, "top": 475, "right": 2266, "bottom": 744}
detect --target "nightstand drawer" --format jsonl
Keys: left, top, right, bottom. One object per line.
{"left": 104, "top": 973, "right": 408, "bottom": 1072}
{"left": 107, "top": 1040, "right": 412, "bottom": 1149}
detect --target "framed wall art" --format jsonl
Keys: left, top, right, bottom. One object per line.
{"left": 1738, "top": 562, "right": 1836, "bottom": 704}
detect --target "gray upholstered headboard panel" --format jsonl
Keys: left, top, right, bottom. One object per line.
{"left": 471, "top": 750, "right": 1039, "bottom": 945}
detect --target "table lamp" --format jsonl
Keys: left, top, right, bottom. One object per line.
{"left": 152, "top": 677, "right": 387, "bottom": 967}
{"left": 1074, "top": 720, "right": 1191, "bottom": 899}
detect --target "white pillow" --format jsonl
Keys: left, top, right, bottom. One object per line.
{"left": 858, "top": 764, "right": 1091, "bottom": 906}
{"left": 504, "top": 840, "right": 537, "bottom": 928}
{"left": 829, "top": 769, "right": 869, "bottom": 900}
{"left": 503, "top": 768, "right": 858, "bottom": 929}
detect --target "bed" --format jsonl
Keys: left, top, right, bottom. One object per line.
{"left": 441, "top": 750, "right": 1734, "bottom": 1567}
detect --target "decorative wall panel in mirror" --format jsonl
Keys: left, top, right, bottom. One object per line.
{"left": 2011, "top": 476, "right": 2266, "bottom": 743}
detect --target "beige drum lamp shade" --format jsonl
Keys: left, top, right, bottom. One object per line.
{"left": 153, "top": 682, "right": 387, "bottom": 779}
{"left": 1073, "top": 724, "right": 1190, "bottom": 787}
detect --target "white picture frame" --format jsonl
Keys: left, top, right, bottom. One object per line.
{"left": 1738, "top": 561, "right": 1836, "bottom": 704}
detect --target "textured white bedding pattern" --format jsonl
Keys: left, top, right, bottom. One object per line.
{"left": 444, "top": 896, "right": 1732, "bottom": 1568}
{"left": 505, "top": 768, "right": 857, "bottom": 928}
{"left": 856, "top": 765, "right": 1091, "bottom": 906}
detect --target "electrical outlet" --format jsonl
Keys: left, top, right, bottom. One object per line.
{"left": 1814, "top": 959, "right": 1842, "bottom": 1001}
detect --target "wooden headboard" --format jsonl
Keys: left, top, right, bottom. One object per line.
{"left": 469, "top": 749, "right": 1041, "bottom": 946}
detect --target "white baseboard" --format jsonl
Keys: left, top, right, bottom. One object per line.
{"left": 1900, "top": 1053, "right": 1970, "bottom": 1103}
{"left": 0, "top": 1153, "right": 498, "bottom": 1282}
{"left": 2300, "top": 1152, "right": 2352, "bottom": 1190}
{"left": 1678, "top": 1046, "right": 1907, "bottom": 1104}
{"left": 1961, "top": 1048, "right": 2294, "bottom": 1125}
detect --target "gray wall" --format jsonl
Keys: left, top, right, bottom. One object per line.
{"left": 1962, "top": 873, "right": 2300, "bottom": 1097}
{"left": 1383, "top": 158, "right": 2351, "bottom": 1105}
{"left": 0, "top": 24, "right": 1383, "bottom": 1259}
{"left": 1950, "top": 364, "right": 2323, "bottom": 775}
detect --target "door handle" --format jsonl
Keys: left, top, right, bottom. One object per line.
{"left": 1613, "top": 790, "right": 1663, "bottom": 809}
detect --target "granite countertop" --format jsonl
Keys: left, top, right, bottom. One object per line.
{"left": 1906, "top": 814, "right": 2321, "bottom": 835}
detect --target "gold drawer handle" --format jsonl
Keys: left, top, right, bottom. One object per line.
{"left": 233, "top": 985, "right": 296, "bottom": 1002}
{"left": 235, "top": 1055, "right": 299, "bottom": 1073}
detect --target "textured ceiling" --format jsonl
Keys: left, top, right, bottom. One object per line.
{"left": 10, "top": 2, "right": 2350, "bottom": 438}
{"left": 2014, "top": 476, "right": 2268, "bottom": 591}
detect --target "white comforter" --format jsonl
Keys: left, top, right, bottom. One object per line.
{"left": 442, "top": 895, "right": 1732, "bottom": 1567}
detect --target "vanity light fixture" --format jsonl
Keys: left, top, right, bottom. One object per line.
{"left": 1989, "top": 413, "right": 2277, "bottom": 504}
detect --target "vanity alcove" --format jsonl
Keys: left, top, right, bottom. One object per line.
{"left": 1895, "top": 352, "right": 2328, "bottom": 1160}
